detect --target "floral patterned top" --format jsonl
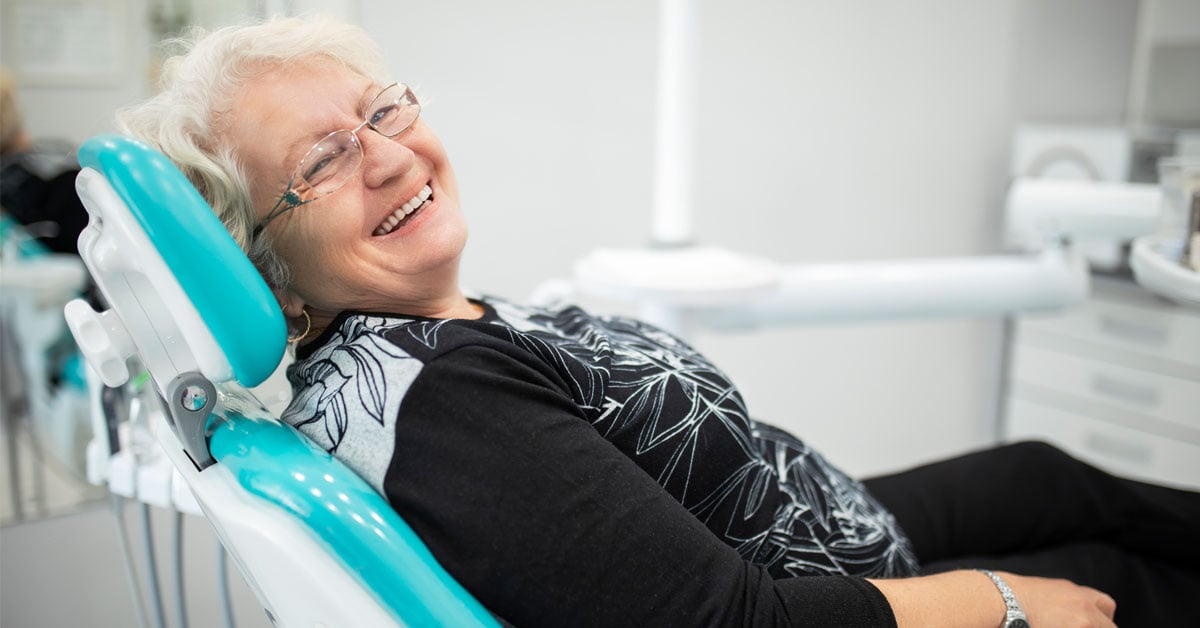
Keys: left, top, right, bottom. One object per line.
{"left": 283, "top": 296, "right": 916, "bottom": 626}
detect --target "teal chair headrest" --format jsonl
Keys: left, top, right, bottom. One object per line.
{"left": 77, "top": 135, "right": 286, "bottom": 387}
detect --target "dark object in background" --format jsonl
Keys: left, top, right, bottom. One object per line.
{"left": 1, "top": 143, "right": 88, "bottom": 255}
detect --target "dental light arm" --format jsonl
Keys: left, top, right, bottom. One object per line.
{"left": 693, "top": 249, "right": 1089, "bottom": 331}
{"left": 574, "top": 177, "right": 1169, "bottom": 334}
{"left": 575, "top": 247, "right": 1091, "bottom": 334}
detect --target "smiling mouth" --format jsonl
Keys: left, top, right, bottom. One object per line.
{"left": 373, "top": 182, "right": 433, "bottom": 236}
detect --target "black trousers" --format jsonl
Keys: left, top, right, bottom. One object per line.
{"left": 863, "top": 441, "right": 1200, "bottom": 627}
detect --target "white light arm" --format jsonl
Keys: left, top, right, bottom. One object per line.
{"left": 574, "top": 245, "right": 1089, "bottom": 334}
{"left": 693, "top": 248, "right": 1089, "bottom": 331}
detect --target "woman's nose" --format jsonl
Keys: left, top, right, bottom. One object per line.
{"left": 358, "top": 130, "right": 415, "bottom": 189}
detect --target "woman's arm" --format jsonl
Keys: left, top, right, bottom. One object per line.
{"left": 386, "top": 343, "right": 894, "bottom": 626}
{"left": 869, "top": 570, "right": 1117, "bottom": 628}
{"left": 384, "top": 343, "right": 1117, "bottom": 626}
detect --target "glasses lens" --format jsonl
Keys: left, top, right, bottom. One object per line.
{"left": 367, "top": 83, "right": 421, "bottom": 137}
{"left": 298, "top": 130, "right": 362, "bottom": 193}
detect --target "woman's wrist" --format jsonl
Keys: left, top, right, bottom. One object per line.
{"left": 871, "top": 569, "right": 1117, "bottom": 628}
{"left": 976, "top": 569, "right": 1030, "bottom": 627}
{"left": 867, "top": 570, "right": 1007, "bottom": 628}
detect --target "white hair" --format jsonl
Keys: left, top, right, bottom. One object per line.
{"left": 115, "top": 15, "right": 390, "bottom": 289}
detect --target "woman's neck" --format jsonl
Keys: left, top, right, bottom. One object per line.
{"left": 421, "top": 292, "right": 484, "bottom": 320}
{"left": 300, "top": 290, "right": 482, "bottom": 345}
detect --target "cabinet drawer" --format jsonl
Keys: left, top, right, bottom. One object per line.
{"left": 1005, "top": 398, "right": 1200, "bottom": 490}
{"left": 1018, "top": 297, "right": 1200, "bottom": 370}
{"left": 1011, "top": 345, "right": 1200, "bottom": 432}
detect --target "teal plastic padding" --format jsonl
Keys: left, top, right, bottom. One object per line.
{"left": 76, "top": 135, "right": 286, "bottom": 388}
{"left": 209, "top": 413, "right": 499, "bottom": 627}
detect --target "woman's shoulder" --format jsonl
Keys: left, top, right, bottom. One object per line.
{"left": 280, "top": 309, "right": 510, "bottom": 487}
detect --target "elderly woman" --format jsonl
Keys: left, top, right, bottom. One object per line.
{"left": 116, "top": 16, "right": 1198, "bottom": 628}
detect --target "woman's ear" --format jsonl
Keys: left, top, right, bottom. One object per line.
{"left": 276, "top": 288, "right": 307, "bottom": 319}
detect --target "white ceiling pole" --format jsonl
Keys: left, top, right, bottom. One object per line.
{"left": 651, "top": 0, "right": 699, "bottom": 247}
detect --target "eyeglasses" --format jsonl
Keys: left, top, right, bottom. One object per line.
{"left": 251, "top": 82, "right": 421, "bottom": 239}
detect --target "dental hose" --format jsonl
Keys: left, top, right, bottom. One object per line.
{"left": 217, "top": 542, "right": 237, "bottom": 628}
{"left": 100, "top": 386, "right": 125, "bottom": 459}
{"left": 121, "top": 372, "right": 166, "bottom": 628}
{"left": 104, "top": 380, "right": 152, "bottom": 628}
{"left": 139, "top": 501, "right": 168, "bottom": 628}
{"left": 173, "top": 509, "right": 189, "bottom": 628}
{"left": 110, "top": 494, "right": 150, "bottom": 628}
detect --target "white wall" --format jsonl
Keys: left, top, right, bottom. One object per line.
{"left": 685, "top": 1, "right": 1021, "bottom": 476}
{"left": 3, "top": 0, "right": 152, "bottom": 143}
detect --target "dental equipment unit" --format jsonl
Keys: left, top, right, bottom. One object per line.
{"left": 574, "top": 172, "right": 1198, "bottom": 335}
{"left": 0, "top": 216, "right": 90, "bottom": 521}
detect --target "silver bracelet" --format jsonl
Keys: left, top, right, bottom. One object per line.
{"left": 976, "top": 569, "right": 1030, "bottom": 628}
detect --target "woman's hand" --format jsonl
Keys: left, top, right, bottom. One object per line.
{"left": 1001, "top": 571, "right": 1116, "bottom": 628}
{"left": 869, "top": 569, "right": 1117, "bottom": 628}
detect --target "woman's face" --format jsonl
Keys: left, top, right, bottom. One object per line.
{"left": 225, "top": 60, "right": 467, "bottom": 320}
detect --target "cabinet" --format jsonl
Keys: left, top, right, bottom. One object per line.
{"left": 1004, "top": 276, "right": 1200, "bottom": 490}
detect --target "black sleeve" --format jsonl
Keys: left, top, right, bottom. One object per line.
{"left": 383, "top": 344, "right": 897, "bottom": 627}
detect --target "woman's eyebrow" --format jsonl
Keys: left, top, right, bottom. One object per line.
{"left": 278, "top": 84, "right": 379, "bottom": 172}
{"left": 357, "top": 82, "right": 381, "bottom": 112}
{"left": 281, "top": 130, "right": 326, "bottom": 169}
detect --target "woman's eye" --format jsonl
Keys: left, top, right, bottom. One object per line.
{"left": 303, "top": 154, "right": 339, "bottom": 181}
{"left": 370, "top": 104, "right": 398, "bottom": 126}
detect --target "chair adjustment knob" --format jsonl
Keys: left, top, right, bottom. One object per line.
{"left": 64, "top": 299, "right": 137, "bottom": 387}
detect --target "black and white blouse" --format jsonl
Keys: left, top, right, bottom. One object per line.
{"left": 283, "top": 296, "right": 917, "bottom": 626}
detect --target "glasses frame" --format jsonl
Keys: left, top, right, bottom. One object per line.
{"left": 251, "top": 82, "right": 420, "bottom": 240}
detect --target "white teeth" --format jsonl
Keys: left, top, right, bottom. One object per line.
{"left": 401, "top": 184, "right": 432, "bottom": 214}
{"left": 373, "top": 183, "right": 434, "bottom": 236}
{"left": 413, "top": 185, "right": 432, "bottom": 211}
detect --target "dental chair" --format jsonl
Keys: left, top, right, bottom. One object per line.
{"left": 64, "top": 134, "right": 498, "bottom": 627}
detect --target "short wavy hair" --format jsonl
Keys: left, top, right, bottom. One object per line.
{"left": 115, "top": 15, "right": 390, "bottom": 289}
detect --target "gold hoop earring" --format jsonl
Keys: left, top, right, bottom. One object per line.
{"left": 288, "top": 309, "right": 312, "bottom": 344}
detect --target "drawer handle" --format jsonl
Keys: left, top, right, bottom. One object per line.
{"left": 1097, "top": 314, "right": 1167, "bottom": 346}
{"left": 1083, "top": 432, "right": 1153, "bottom": 465}
{"left": 1089, "top": 374, "right": 1161, "bottom": 407}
